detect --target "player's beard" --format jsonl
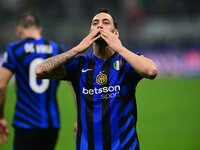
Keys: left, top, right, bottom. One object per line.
{"left": 95, "top": 36, "right": 108, "bottom": 46}
{"left": 94, "top": 29, "right": 115, "bottom": 47}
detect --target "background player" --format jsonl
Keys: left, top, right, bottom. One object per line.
{"left": 36, "top": 8, "right": 157, "bottom": 150}
{"left": 0, "top": 12, "right": 63, "bottom": 150}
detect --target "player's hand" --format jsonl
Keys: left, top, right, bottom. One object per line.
{"left": 0, "top": 118, "right": 9, "bottom": 144}
{"left": 73, "top": 121, "right": 77, "bottom": 138}
{"left": 76, "top": 29, "right": 101, "bottom": 53}
{"left": 99, "top": 29, "right": 123, "bottom": 52}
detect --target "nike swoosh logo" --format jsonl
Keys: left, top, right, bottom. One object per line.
{"left": 81, "top": 69, "right": 93, "bottom": 72}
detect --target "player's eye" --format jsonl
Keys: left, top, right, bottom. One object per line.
{"left": 92, "top": 22, "right": 98, "bottom": 25}
{"left": 104, "top": 21, "right": 110, "bottom": 25}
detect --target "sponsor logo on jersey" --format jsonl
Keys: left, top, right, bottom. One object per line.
{"left": 82, "top": 85, "right": 120, "bottom": 99}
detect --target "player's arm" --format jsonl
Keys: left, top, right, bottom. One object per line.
{"left": 68, "top": 82, "right": 77, "bottom": 138}
{"left": 36, "top": 29, "right": 101, "bottom": 80}
{"left": 35, "top": 50, "right": 76, "bottom": 79}
{"left": 115, "top": 47, "right": 157, "bottom": 79}
{"left": 0, "top": 67, "right": 13, "bottom": 144}
{"left": 100, "top": 29, "right": 157, "bottom": 79}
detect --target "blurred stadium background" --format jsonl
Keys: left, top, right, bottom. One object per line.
{"left": 0, "top": 0, "right": 200, "bottom": 150}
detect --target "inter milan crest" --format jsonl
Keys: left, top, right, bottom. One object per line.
{"left": 96, "top": 72, "right": 107, "bottom": 85}
{"left": 113, "top": 60, "right": 122, "bottom": 70}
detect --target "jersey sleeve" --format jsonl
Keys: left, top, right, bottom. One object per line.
{"left": 2, "top": 46, "right": 16, "bottom": 73}
{"left": 126, "top": 51, "right": 144, "bottom": 83}
{"left": 63, "top": 55, "right": 84, "bottom": 81}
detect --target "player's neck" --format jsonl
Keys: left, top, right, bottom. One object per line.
{"left": 93, "top": 44, "right": 115, "bottom": 61}
{"left": 20, "top": 29, "right": 41, "bottom": 40}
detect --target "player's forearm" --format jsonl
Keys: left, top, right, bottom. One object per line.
{"left": 0, "top": 87, "right": 6, "bottom": 118}
{"left": 117, "top": 47, "right": 158, "bottom": 79}
{"left": 36, "top": 48, "right": 79, "bottom": 79}
{"left": 0, "top": 69, "right": 11, "bottom": 118}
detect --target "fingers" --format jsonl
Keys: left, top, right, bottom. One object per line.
{"left": 100, "top": 29, "right": 116, "bottom": 38}
{"left": 91, "top": 35, "right": 101, "bottom": 43}
{"left": 0, "top": 129, "right": 6, "bottom": 144}
{"left": 87, "top": 29, "right": 101, "bottom": 44}
{"left": 84, "top": 29, "right": 101, "bottom": 44}
{"left": 4, "top": 134, "right": 8, "bottom": 143}
{"left": 5, "top": 127, "right": 9, "bottom": 135}
{"left": 89, "top": 29, "right": 101, "bottom": 39}
{"left": 99, "top": 30, "right": 110, "bottom": 43}
{"left": 74, "top": 122, "right": 77, "bottom": 138}
{"left": 0, "top": 121, "right": 9, "bottom": 144}
{"left": 1, "top": 134, "right": 8, "bottom": 144}
{"left": 0, "top": 135, "right": 2, "bottom": 144}
{"left": 0, "top": 126, "right": 3, "bottom": 144}
{"left": 0, "top": 135, "right": 8, "bottom": 144}
{"left": 99, "top": 29, "right": 115, "bottom": 43}
{"left": 4, "top": 128, "right": 9, "bottom": 143}
{"left": 98, "top": 29, "right": 122, "bottom": 52}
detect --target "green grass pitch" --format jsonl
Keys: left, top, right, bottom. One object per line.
{"left": 0, "top": 78, "right": 200, "bottom": 150}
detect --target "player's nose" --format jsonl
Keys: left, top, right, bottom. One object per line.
{"left": 97, "top": 26, "right": 103, "bottom": 29}
{"left": 97, "top": 22, "right": 103, "bottom": 29}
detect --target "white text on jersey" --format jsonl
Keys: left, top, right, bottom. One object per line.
{"left": 25, "top": 43, "right": 53, "bottom": 54}
{"left": 82, "top": 85, "right": 120, "bottom": 99}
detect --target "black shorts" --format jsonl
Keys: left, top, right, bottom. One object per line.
{"left": 13, "top": 127, "right": 59, "bottom": 150}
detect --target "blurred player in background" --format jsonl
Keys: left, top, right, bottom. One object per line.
{"left": 0, "top": 12, "right": 63, "bottom": 150}
{"left": 36, "top": 8, "right": 157, "bottom": 150}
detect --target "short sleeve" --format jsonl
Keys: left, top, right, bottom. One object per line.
{"left": 63, "top": 55, "right": 84, "bottom": 81}
{"left": 2, "top": 47, "right": 16, "bottom": 73}
{"left": 126, "top": 51, "right": 144, "bottom": 83}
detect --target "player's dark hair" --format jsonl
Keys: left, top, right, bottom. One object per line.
{"left": 96, "top": 8, "right": 118, "bottom": 29}
{"left": 17, "top": 12, "right": 40, "bottom": 28}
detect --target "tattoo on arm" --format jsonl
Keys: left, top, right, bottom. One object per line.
{"left": 40, "top": 52, "right": 73, "bottom": 75}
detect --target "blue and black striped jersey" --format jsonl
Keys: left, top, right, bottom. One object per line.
{"left": 3, "top": 37, "right": 63, "bottom": 129}
{"left": 65, "top": 52, "right": 143, "bottom": 150}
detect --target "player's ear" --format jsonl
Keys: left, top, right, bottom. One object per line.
{"left": 16, "top": 26, "right": 24, "bottom": 39}
{"left": 16, "top": 26, "right": 23, "bottom": 35}
{"left": 114, "top": 29, "right": 119, "bottom": 37}
{"left": 39, "top": 27, "right": 42, "bottom": 34}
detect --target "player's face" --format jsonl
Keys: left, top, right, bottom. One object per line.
{"left": 91, "top": 12, "right": 117, "bottom": 45}
{"left": 90, "top": 12, "right": 115, "bottom": 33}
